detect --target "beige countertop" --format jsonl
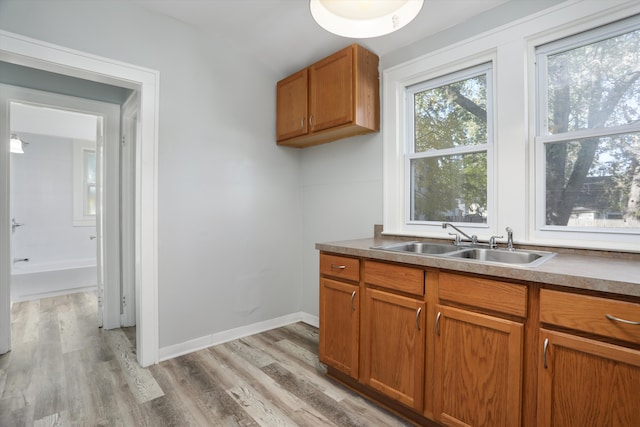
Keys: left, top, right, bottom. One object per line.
{"left": 316, "top": 237, "right": 640, "bottom": 298}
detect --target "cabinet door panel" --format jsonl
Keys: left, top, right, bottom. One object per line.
{"left": 319, "top": 278, "right": 359, "bottom": 377}
{"left": 362, "top": 287, "right": 425, "bottom": 410}
{"left": 434, "top": 305, "right": 523, "bottom": 427}
{"left": 276, "top": 69, "right": 308, "bottom": 141}
{"left": 538, "top": 329, "right": 640, "bottom": 427}
{"left": 309, "top": 47, "right": 353, "bottom": 132}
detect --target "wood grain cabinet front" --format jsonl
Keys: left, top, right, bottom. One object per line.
{"left": 319, "top": 277, "right": 359, "bottom": 378}
{"left": 361, "top": 261, "right": 426, "bottom": 411}
{"left": 276, "top": 44, "right": 379, "bottom": 148}
{"left": 538, "top": 289, "right": 640, "bottom": 427}
{"left": 319, "top": 253, "right": 360, "bottom": 379}
{"left": 434, "top": 273, "right": 525, "bottom": 427}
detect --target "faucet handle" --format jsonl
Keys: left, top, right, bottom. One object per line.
{"left": 489, "top": 235, "right": 503, "bottom": 249}
{"left": 448, "top": 232, "right": 461, "bottom": 246}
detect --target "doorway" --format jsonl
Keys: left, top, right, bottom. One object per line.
{"left": 0, "top": 30, "right": 159, "bottom": 366}
{"left": 9, "top": 103, "right": 102, "bottom": 305}
{"left": 3, "top": 85, "right": 128, "bottom": 330}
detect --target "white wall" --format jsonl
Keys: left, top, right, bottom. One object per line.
{"left": 0, "top": 0, "right": 302, "bottom": 349}
{"left": 10, "top": 133, "right": 96, "bottom": 268}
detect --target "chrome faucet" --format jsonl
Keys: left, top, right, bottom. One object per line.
{"left": 442, "top": 223, "right": 478, "bottom": 246}
{"left": 506, "top": 227, "right": 514, "bottom": 251}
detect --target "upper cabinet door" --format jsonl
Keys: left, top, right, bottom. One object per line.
{"left": 276, "top": 69, "right": 308, "bottom": 142}
{"left": 276, "top": 44, "right": 379, "bottom": 148}
{"left": 309, "top": 46, "right": 353, "bottom": 133}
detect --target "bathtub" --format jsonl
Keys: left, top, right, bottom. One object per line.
{"left": 11, "top": 258, "right": 97, "bottom": 301}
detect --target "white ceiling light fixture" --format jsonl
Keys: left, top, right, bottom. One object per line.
{"left": 10, "top": 134, "right": 25, "bottom": 154}
{"left": 310, "top": 0, "right": 424, "bottom": 38}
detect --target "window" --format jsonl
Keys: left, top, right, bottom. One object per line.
{"left": 536, "top": 18, "right": 640, "bottom": 233}
{"left": 383, "top": 1, "right": 639, "bottom": 250}
{"left": 73, "top": 140, "right": 97, "bottom": 226}
{"left": 406, "top": 63, "right": 492, "bottom": 225}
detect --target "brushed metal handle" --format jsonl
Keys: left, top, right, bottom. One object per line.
{"left": 309, "top": 114, "right": 313, "bottom": 128}
{"left": 330, "top": 264, "right": 346, "bottom": 270}
{"left": 350, "top": 290, "right": 356, "bottom": 312}
{"left": 436, "top": 311, "right": 441, "bottom": 336}
{"left": 543, "top": 338, "right": 549, "bottom": 369}
{"left": 415, "top": 307, "right": 422, "bottom": 331}
{"left": 605, "top": 313, "right": 640, "bottom": 326}
{"left": 301, "top": 117, "right": 304, "bottom": 129}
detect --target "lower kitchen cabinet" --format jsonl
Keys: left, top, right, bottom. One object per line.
{"left": 537, "top": 329, "right": 640, "bottom": 427}
{"left": 319, "top": 277, "right": 359, "bottom": 378}
{"left": 361, "top": 286, "right": 426, "bottom": 410}
{"left": 318, "top": 251, "right": 640, "bottom": 427}
{"left": 538, "top": 288, "right": 640, "bottom": 427}
{"left": 433, "top": 304, "right": 524, "bottom": 427}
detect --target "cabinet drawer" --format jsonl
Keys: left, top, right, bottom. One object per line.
{"left": 540, "top": 289, "right": 640, "bottom": 346}
{"left": 439, "top": 272, "right": 527, "bottom": 318}
{"left": 320, "top": 253, "right": 360, "bottom": 282}
{"left": 364, "top": 261, "right": 424, "bottom": 296}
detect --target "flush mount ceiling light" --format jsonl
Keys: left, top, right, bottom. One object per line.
{"left": 310, "top": 0, "right": 424, "bottom": 38}
{"left": 10, "top": 134, "right": 24, "bottom": 154}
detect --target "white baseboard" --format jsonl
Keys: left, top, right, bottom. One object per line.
{"left": 158, "top": 311, "right": 319, "bottom": 362}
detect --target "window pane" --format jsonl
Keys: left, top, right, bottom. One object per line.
{"left": 545, "top": 132, "right": 640, "bottom": 227}
{"left": 413, "top": 74, "right": 487, "bottom": 152}
{"left": 411, "top": 152, "right": 487, "bottom": 223}
{"left": 85, "top": 151, "right": 96, "bottom": 184}
{"left": 85, "top": 184, "right": 96, "bottom": 216}
{"left": 546, "top": 29, "right": 640, "bottom": 134}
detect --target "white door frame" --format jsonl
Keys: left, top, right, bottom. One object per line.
{"left": 0, "top": 30, "right": 159, "bottom": 366}
{"left": 120, "top": 92, "right": 138, "bottom": 327}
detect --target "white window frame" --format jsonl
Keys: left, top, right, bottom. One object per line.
{"left": 72, "top": 139, "right": 97, "bottom": 226}
{"left": 533, "top": 15, "right": 640, "bottom": 240}
{"left": 404, "top": 62, "right": 494, "bottom": 228}
{"left": 382, "top": 0, "right": 640, "bottom": 251}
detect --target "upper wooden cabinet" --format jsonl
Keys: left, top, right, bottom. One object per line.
{"left": 276, "top": 44, "right": 380, "bottom": 148}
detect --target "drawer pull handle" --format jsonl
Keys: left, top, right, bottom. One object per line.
{"left": 415, "top": 307, "right": 422, "bottom": 331}
{"left": 350, "top": 291, "right": 356, "bottom": 311}
{"left": 436, "top": 311, "right": 442, "bottom": 336}
{"left": 330, "top": 264, "right": 346, "bottom": 270}
{"left": 605, "top": 313, "right": 640, "bottom": 326}
{"left": 543, "top": 338, "right": 549, "bottom": 369}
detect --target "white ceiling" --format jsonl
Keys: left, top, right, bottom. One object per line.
{"left": 133, "top": 0, "right": 511, "bottom": 76}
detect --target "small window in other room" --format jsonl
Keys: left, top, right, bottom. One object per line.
{"left": 73, "top": 140, "right": 97, "bottom": 226}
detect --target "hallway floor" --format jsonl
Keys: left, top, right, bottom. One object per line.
{"left": 0, "top": 291, "right": 410, "bottom": 426}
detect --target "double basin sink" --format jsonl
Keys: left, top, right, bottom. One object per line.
{"left": 372, "top": 241, "right": 555, "bottom": 268}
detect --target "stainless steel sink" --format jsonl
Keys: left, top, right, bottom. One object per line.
{"left": 372, "top": 241, "right": 555, "bottom": 267}
{"left": 372, "top": 241, "right": 459, "bottom": 255}
{"left": 444, "top": 247, "right": 555, "bottom": 267}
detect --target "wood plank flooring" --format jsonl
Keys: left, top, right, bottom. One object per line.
{"left": 0, "top": 291, "right": 411, "bottom": 426}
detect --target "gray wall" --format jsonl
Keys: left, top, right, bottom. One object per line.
{"left": 0, "top": 0, "right": 302, "bottom": 348}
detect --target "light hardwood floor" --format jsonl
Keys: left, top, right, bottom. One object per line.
{"left": 0, "top": 291, "right": 411, "bottom": 426}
